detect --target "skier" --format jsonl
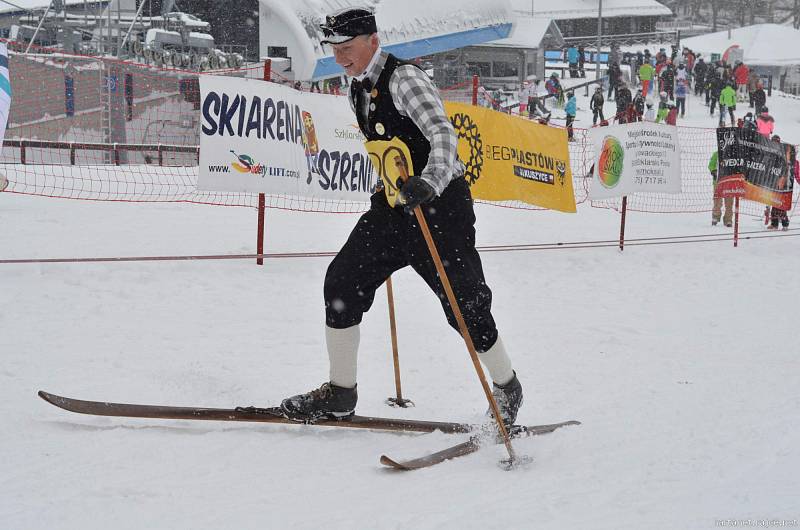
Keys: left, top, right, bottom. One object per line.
{"left": 752, "top": 82, "right": 767, "bottom": 115}
{"left": 655, "top": 92, "right": 670, "bottom": 123}
{"left": 565, "top": 90, "right": 577, "bottom": 140}
{"left": 615, "top": 83, "right": 632, "bottom": 123}
{"left": 545, "top": 72, "right": 563, "bottom": 106}
{"left": 693, "top": 57, "right": 707, "bottom": 96}
{"left": 768, "top": 134, "right": 790, "bottom": 231}
{"left": 280, "top": 7, "right": 524, "bottom": 424}
{"left": 708, "top": 149, "right": 733, "bottom": 227}
{"left": 590, "top": 86, "right": 605, "bottom": 125}
{"left": 708, "top": 73, "right": 723, "bottom": 116}
{"left": 638, "top": 59, "right": 655, "bottom": 98}
{"left": 632, "top": 88, "right": 646, "bottom": 121}
{"left": 733, "top": 61, "right": 749, "bottom": 102}
{"left": 756, "top": 107, "right": 774, "bottom": 138}
{"left": 567, "top": 45, "right": 580, "bottom": 78}
{"left": 718, "top": 82, "right": 737, "bottom": 127}
{"left": 675, "top": 76, "right": 688, "bottom": 118}
{"left": 659, "top": 59, "right": 676, "bottom": 100}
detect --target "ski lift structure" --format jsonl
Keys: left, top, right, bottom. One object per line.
{"left": 8, "top": 0, "right": 245, "bottom": 71}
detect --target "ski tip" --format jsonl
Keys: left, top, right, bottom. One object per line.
{"left": 38, "top": 390, "right": 68, "bottom": 409}
{"left": 379, "top": 455, "right": 411, "bottom": 471}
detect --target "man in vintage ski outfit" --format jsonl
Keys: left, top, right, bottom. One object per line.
{"left": 281, "top": 7, "right": 523, "bottom": 425}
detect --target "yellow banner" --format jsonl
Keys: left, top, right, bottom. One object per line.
{"left": 445, "top": 102, "right": 576, "bottom": 213}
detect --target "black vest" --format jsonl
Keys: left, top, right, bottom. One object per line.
{"left": 350, "top": 54, "right": 431, "bottom": 177}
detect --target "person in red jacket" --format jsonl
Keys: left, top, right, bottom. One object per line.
{"left": 733, "top": 61, "right": 750, "bottom": 102}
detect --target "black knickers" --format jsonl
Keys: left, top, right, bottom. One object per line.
{"left": 324, "top": 177, "right": 498, "bottom": 352}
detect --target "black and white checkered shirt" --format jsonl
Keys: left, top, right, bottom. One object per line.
{"left": 350, "top": 50, "right": 465, "bottom": 196}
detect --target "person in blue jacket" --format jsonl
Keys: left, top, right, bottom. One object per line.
{"left": 567, "top": 46, "right": 579, "bottom": 78}
{"left": 565, "top": 90, "right": 577, "bottom": 140}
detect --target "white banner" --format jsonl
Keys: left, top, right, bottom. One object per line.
{"left": 588, "top": 122, "right": 682, "bottom": 200}
{"left": 198, "top": 75, "right": 376, "bottom": 201}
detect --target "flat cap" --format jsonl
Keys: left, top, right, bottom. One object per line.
{"left": 320, "top": 7, "right": 378, "bottom": 45}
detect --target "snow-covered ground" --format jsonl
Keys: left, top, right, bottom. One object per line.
{"left": 2, "top": 60, "right": 800, "bottom": 529}
{"left": 1, "top": 175, "right": 799, "bottom": 528}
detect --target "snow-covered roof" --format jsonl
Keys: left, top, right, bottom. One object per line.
{"left": 260, "top": 0, "right": 513, "bottom": 79}
{"left": 681, "top": 24, "right": 800, "bottom": 67}
{"left": 508, "top": 0, "right": 671, "bottom": 20}
{"left": 476, "top": 17, "right": 563, "bottom": 49}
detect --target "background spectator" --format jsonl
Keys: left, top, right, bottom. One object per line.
{"left": 756, "top": 107, "right": 774, "bottom": 137}
{"left": 718, "top": 82, "right": 737, "bottom": 127}
{"left": 639, "top": 60, "right": 655, "bottom": 98}
{"left": 708, "top": 150, "right": 733, "bottom": 227}
{"left": 733, "top": 61, "right": 750, "bottom": 102}
{"left": 590, "top": 86, "right": 605, "bottom": 125}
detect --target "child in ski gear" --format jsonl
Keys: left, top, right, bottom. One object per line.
{"left": 281, "top": 7, "right": 523, "bottom": 425}
{"left": 545, "top": 73, "right": 562, "bottom": 102}
{"left": 565, "top": 91, "right": 577, "bottom": 140}
{"left": 756, "top": 108, "right": 774, "bottom": 138}
{"left": 644, "top": 102, "right": 656, "bottom": 121}
{"left": 633, "top": 88, "right": 646, "bottom": 121}
{"left": 655, "top": 92, "right": 669, "bottom": 123}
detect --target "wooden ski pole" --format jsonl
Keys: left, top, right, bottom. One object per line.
{"left": 394, "top": 157, "right": 517, "bottom": 464}
{"left": 385, "top": 276, "right": 413, "bottom": 407}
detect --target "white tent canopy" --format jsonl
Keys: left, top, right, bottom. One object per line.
{"left": 681, "top": 24, "right": 800, "bottom": 67}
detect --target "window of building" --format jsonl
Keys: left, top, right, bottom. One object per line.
{"left": 492, "top": 61, "right": 519, "bottom": 78}
{"left": 466, "top": 61, "right": 491, "bottom": 77}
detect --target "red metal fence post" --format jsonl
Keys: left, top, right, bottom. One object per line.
{"left": 255, "top": 59, "right": 272, "bottom": 266}
{"left": 619, "top": 196, "right": 628, "bottom": 251}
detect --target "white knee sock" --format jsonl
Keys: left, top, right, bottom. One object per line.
{"left": 478, "top": 336, "right": 515, "bottom": 386}
{"left": 326, "top": 325, "right": 359, "bottom": 388}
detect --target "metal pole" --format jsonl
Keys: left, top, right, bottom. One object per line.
{"left": 596, "top": 0, "right": 602, "bottom": 82}
{"left": 619, "top": 195, "right": 628, "bottom": 251}
{"left": 256, "top": 59, "right": 272, "bottom": 266}
{"left": 118, "top": 0, "right": 149, "bottom": 57}
{"left": 24, "top": 0, "right": 55, "bottom": 53}
{"left": 385, "top": 277, "right": 412, "bottom": 408}
{"left": 395, "top": 157, "right": 517, "bottom": 464}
